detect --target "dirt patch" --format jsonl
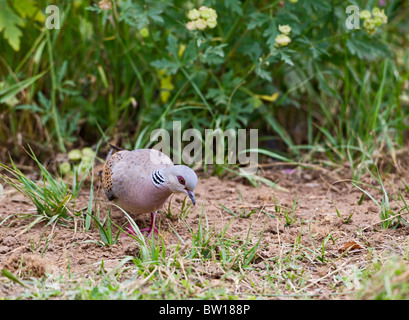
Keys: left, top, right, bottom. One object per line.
{"left": 1, "top": 165, "right": 409, "bottom": 298}
{"left": 3, "top": 252, "right": 48, "bottom": 278}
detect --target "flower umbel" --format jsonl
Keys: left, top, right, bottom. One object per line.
{"left": 186, "top": 6, "right": 217, "bottom": 31}
{"left": 195, "top": 18, "right": 207, "bottom": 30}
{"left": 187, "top": 8, "right": 201, "bottom": 20}
{"left": 275, "top": 24, "right": 292, "bottom": 48}
{"left": 274, "top": 34, "right": 291, "bottom": 47}
{"left": 207, "top": 18, "right": 217, "bottom": 29}
{"left": 360, "top": 6, "right": 388, "bottom": 35}
{"left": 199, "top": 6, "right": 217, "bottom": 20}
{"left": 278, "top": 24, "right": 291, "bottom": 35}
{"left": 359, "top": 10, "right": 372, "bottom": 20}
{"left": 186, "top": 21, "right": 196, "bottom": 31}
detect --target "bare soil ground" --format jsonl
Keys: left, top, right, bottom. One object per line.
{"left": 1, "top": 164, "right": 409, "bottom": 299}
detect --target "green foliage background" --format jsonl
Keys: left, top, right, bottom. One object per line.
{"left": 0, "top": 0, "right": 408, "bottom": 175}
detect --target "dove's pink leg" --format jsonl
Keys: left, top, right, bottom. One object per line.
{"left": 140, "top": 212, "right": 159, "bottom": 236}
{"left": 126, "top": 212, "right": 158, "bottom": 237}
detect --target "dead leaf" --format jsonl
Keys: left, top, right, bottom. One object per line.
{"left": 338, "top": 241, "right": 363, "bottom": 253}
{"left": 256, "top": 92, "right": 279, "bottom": 102}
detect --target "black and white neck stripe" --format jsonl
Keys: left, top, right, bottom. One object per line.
{"left": 151, "top": 170, "right": 165, "bottom": 187}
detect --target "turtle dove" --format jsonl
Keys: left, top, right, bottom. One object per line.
{"left": 102, "top": 146, "right": 197, "bottom": 236}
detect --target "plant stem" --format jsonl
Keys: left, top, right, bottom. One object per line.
{"left": 46, "top": 29, "right": 66, "bottom": 153}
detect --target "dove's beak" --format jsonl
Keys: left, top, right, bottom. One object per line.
{"left": 187, "top": 190, "right": 196, "bottom": 206}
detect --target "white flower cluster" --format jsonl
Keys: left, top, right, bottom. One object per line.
{"left": 186, "top": 6, "right": 218, "bottom": 31}
{"left": 360, "top": 7, "right": 388, "bottom": 35}
{"left": 275, "top": 24, "right": 292, "bottom": 48}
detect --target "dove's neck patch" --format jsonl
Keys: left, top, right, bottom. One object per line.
{"left": 151, "top": 170, "right": 165, "bottom": 187}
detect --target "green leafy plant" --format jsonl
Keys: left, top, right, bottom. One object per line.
{"left": 352, "top": 168, "right": 409, "bottom": 229}
{"left": 183, "top": 208, "right": 216, "bottom": 260}
{"left": 0, "top": 0, "right": 44, "bottom": 51}
{"left": 1, "top": 0, "right": 404, "bottom": 175}
{"left": 85, "top": 207, "right": 122, "bottom": 247}
{"left": 273, "top": 194, "right": 302, "bottom": 226}
{"left": 0, "top": 147, "right": 93, "bottom": 230}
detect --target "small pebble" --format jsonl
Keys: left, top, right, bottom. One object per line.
{"left": 0, "top": 246, "right": 10, "bottom": 254}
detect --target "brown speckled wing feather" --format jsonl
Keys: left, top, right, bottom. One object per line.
{"left": 102, "top": 151, "right": 125, "bottom": 201}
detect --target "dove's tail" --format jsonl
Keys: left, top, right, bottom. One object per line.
{"left": 106, "top": 143, "right": 123, "bottom": 161}
{"left": 109, "top": 143, "right": 123, "bottom": 151}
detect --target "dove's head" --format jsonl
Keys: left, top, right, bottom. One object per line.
{"left": 161, "top": 165, "right": 198, "bottom": 205}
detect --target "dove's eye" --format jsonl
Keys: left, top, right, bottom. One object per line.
{"left": 177, "top": 176, "right": 186, "bottom": 185}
